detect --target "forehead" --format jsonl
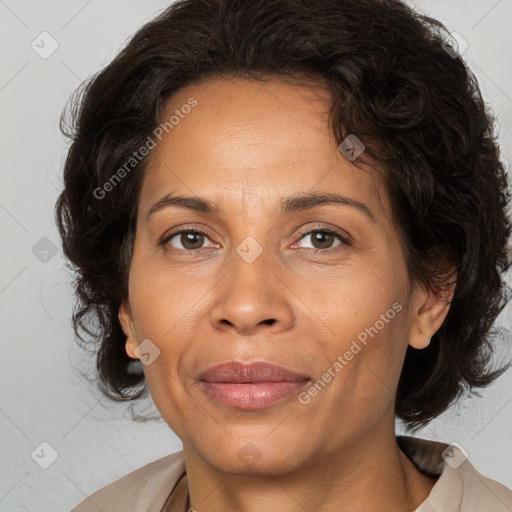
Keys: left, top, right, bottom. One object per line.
{"left": 139, "top": 77, "right": 390, "bottom": 220}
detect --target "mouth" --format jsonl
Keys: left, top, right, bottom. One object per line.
{"left": 198, "top": 360, "right": 311, "bottom": 410}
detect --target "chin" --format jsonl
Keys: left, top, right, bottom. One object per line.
{"left": 196, "top": 437, "right": 307, "bottom": 476}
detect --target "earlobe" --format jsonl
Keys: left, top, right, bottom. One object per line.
{"left": 125, "top": 337, "right": 139, "bottom": 359}
{"left": 408, "top": 271, "right": 456, "bottom": 350}
{"left": 409, "top": 334, "right": 432, "bottom": 350}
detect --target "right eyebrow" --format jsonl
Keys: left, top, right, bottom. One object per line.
{"left": 147, "top": 194, "right": 220, "bottom": 221}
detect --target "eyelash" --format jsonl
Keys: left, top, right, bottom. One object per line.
{"left": 159, "top": 226, "right": 351, "bottom": 255}
{"left": 294, "top": 226, "right": 352, "bottom": 252}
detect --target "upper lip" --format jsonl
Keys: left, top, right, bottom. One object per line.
{"left": 198, "top": 361, "right": 311, "bottom": 383}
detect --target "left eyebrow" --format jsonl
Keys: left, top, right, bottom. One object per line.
{"left": 280, "top": 192, "right": 376, "bottom": 222}
{"left": 146, "top": 191, "right": 375, "bottom": 223}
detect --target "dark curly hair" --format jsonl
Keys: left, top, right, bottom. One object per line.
{"left": 55, "top": 0, "right": 512, "bottom": 429}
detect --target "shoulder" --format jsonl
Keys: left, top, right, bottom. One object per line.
{"left": 398, "top": 436, "right": 512, "bottom": 512}
{"left": 71, "top": 450, "right": 186, "bottom": 512}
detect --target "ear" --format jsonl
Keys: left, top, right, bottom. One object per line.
{"left": 408, "top": 269, "right": 457, "bottom": 349}
{"left": 118, "top": 301, "right": 138, "bottom": 359}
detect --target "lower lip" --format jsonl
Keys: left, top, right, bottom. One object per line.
{"left": 199, "top": 380, "right": 309, "bottom": 410}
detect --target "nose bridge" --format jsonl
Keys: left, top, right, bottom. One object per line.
{"left": 227, "top": 238, "right": 275, "bottom": 312}
{"left": 209, "top": 236, "right": 295, "bottom": 334}
{"left": 233, "top": 236, "right": 271, "bottom": 293}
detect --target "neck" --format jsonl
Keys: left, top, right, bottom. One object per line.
{"left": 183, "top": 427, "right": 436, "bottom": 512}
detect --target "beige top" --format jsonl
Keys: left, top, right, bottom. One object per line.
{"left": 72, "top": 436, "right": 512, "bottom": 511}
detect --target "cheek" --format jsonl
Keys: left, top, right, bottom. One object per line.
{"left": 298, "top": 259, "right": 410, "bottom": 409}
{"left": 299, "top": 257, "right": 407, "bottom": 346}
{"left": 127, "top": 249, "right": 209, "bottom": 343}
{"left": 329, "top": 302, "right": 407, "bottom": 388}
{"left": 140, "top": 362, "right": 193, "bottom": 442}
{"left": 309, "top": 312, "right": 409, "bottom": 439}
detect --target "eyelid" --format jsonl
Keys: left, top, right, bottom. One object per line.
{"left": 160, "top": 226, "right": 218, "bottom": 252}
{"left": 291, "top": 224, "right": 352, "bottom": 250}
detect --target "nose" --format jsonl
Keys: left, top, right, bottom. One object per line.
{"left": 209, "top": 249, "right": 295, "bottom": 336}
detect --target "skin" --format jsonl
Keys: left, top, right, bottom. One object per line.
{"left": 119, "top": 77, "right": 455, "bottom": 512}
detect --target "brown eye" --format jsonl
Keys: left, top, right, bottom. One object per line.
{"left": 180, "top": 232, "right": 205, "bottom": 250}
{"left": 163, "top": 229, "right": 215, "bottom": 251}
{"left": 310, "top": 231, "right": 336, "bottom": 249}
{"left": 297, "top": 229, "right": 346, "bottom": 251}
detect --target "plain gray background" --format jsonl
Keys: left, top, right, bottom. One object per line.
{"left": 1, "top": 1, "right": 511, "bottom": 510}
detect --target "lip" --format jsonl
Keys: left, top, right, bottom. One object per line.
{"left": 198, "top": 361, "right": 311, "bottom": 410}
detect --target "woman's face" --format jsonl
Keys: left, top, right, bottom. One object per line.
{"left": 119, "top": 77, "right": 437, "bottom": 475}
